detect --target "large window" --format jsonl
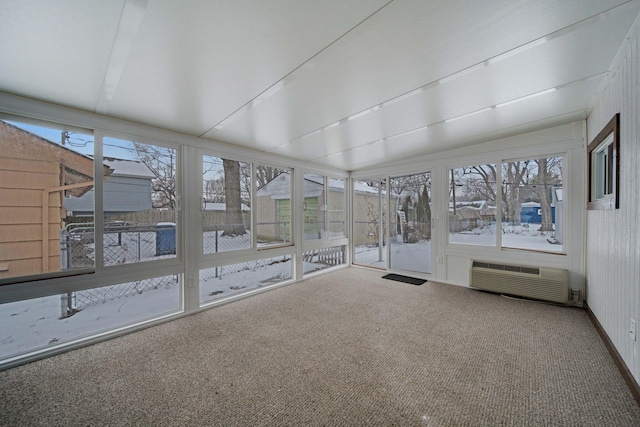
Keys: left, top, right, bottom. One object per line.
{"left": 255, "top": 165, "right": 292, "bottom": 247}
{"left": 303, "top": 173, "right": 346, "bottom": 240}
{"left": 448, "top": 157, "right": 564, "bottom": 253}
{"left": 501, "top": 156, "right": 563, "bottom": 252}
{"left": 0, "top": 119, "right": 95, "bottom": 282}
{"left": 202, "top": 155, "right": 251, "bottom": 254}
{"left": 100, "top": 137, "right": 178, "bottom": 266}
{"left": 449, "top": 165, "right": 497, "bottom": 246}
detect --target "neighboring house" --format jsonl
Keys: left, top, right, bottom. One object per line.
{"left": 65, "top": 157, "right": 154, "bottom": 217}
{"left": 0, "top": 121, "right": 111, "bottom": 279}
{"left": 256, "top": 173, "right": 347, "bottom": 241}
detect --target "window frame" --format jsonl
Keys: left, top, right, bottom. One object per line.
{"left": 587, "top": 113, "right": 620, "bottom": 210}
{"left": 446, "top": 152, "right": 566, "bottom": 255}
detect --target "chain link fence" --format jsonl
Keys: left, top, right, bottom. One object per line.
{"left": 203, "top": 224, "right": 251, "bottom": 254}
{"left": 62, "top": 222, "right": 177, "bottom": 269}
{"left": 59, "top": 222, "right": 178, "bottom": 317}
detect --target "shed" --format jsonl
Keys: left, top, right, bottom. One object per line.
{"left": 256, "top": 173, "right": 347, "bottom": 241}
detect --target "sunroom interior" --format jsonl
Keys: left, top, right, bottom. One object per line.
{"left": 0, "top": 0, "right": 639, "bottom": 416}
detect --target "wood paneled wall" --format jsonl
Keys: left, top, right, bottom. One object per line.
{"left": 586, "top": 15, "right": 640, "bottom": 385}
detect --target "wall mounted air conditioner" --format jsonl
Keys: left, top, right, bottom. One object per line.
{"left": 470, "top": 261, "right": 569, "bottom": 304}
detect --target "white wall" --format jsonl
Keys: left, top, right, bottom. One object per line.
{"left": 586, "top": 16, "right": 640, "bottom": 385}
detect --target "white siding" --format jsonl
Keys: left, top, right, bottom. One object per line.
{"left": 65, "top": 176, "right": 152, "bottom": 214}
{"left": 586, "top": 16, "right": 640, "bottom": 384}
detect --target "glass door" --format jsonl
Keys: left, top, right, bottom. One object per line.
{"left": 389, "top": 172, "right": 432, "bottom": 274}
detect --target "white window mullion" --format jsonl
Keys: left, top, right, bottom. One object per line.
{"left": 93, "top": 131, "right": 105, "bottom": 273}
{"left": 182, "top": 146, "right": 199, "bottom": 312}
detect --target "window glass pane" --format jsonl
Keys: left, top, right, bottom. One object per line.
{"left": 0, "top": 275, "right": 180, "bottom": 360}
{"left": 501, "top": 157, "right": 563, "bottom": 252}
{"left": 449, "top": 165, "right": 497, "bottom": 246}
{"left": 202, "top": 155, "right": 251, "bottom": 253}
{"left": 255, "top": 166, "right": 291, "bottom": 247}
{"left": 303, "top": 245, "right": 345, "bottom": 274}
{"left": 199, "top": 255, "right": 292, "bottom": 305}
{"left": 390, "top": 173, "right": 432, "bottom": 274}
{"left": 303, "top": 173, "right": 324, "bottom": 240}
{"left": 592, "top": 134, "right": 614, "bottom": 201}
{"left": 327, "top": 177, "right": 346, "bottom": 238}
{"left": 1, "top": 120, "right": 94, "bottom": 281}
{"left": 353, "top": 178, "right": 387, "bottom": 267}
{"left": 101, "top": 137, "right": 177, "bottom": 266}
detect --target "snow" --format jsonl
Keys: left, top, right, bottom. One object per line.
{"left": 102, "top": 158, "right": 155, "bottom": 179}
{"left": 0, "top": 279, "right": 181, "bottom": 359}
{"left": 449, "top": 223, "right": 562, "bottom": 252}
{"left": 390, "top": 239, "right": 432, "bottom": 273}
{"left": 0, "top": 252, "right": 337, "bottom": 360}
{"left": 354, "top": 240, "right": 432, "bottom": 273}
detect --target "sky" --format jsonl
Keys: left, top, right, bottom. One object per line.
{"left": 6, "top": 120, "right": 137, "bottom": 160}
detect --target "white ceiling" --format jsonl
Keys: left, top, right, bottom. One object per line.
{"left": 1, "top": 0, "right": 638, "bottom": 171}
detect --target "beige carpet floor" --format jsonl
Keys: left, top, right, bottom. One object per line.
{"left": 1, "top": 267, "right": 639, "bottom": 426}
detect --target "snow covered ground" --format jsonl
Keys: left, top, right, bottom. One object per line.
{"left": 354, "top": 240, "right": 432, "bottom": 273}
{"left": 0, "top": 256, "right": 335, "bottom": 361}
{"left": 450, "top": 223, "right": 562, "bottom": 252}
{"left": 354, "top": 223, "right": 560, "bottom": 272}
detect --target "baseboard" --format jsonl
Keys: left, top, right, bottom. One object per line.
{"left": 584, "top": 303, "right": 640, "bottom": 407}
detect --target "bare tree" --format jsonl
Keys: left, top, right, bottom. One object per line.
{"left": 132, "top": 142, "right": 176, "bottom": 209}
{"left": 501, "top": 160, "right": 530, "bottom": 223}
{"left": 526, "top": 157, "right": 562, "bottom": 232}
{"left": 204, "top": 178, "right": 225, "bottom": 203}
{"left": 222, "top": 159, "right": 246, "bottom": 236}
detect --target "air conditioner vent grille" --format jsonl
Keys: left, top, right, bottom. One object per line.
{"left": 472, "top": 261, "right": 540, "bottom": 276}
{"left": 471, "top": 260, "right": 568, "bottom": 303}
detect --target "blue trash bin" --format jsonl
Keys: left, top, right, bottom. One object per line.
{"left": 155, "top": 223, "right": 176, "bottom": 256}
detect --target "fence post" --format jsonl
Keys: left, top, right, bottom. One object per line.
{"left": 59, "top": 229, "right": 69, "bottom": 270}
{"left": 215, "top": 225, "right": 219, "bottom": 278}
{"left": 137, "top": 231, "right": 141, "bottom": 262}
{"left": 60, "top": 292, "right": 73, "bottom": 319}
{"left": 59, "top": 230, "right": 74, "bottom": 319}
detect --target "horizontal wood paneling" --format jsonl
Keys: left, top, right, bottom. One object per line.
{"left": 0, "top": 257, "right": 61, "bottom": 280}
{"left": 0, "top": 206, "right": 61, "bottom": 225}
{"left": 0, "top": 239, "right": 60, "bottom": 260}
{"left": 0, "top": 189, "right": 60, "bottom": 208}
{"left": 586, "top": 16, "right": 640, "bottom": 386}
{"left": 0, "top": 170, "right": 58, "bottom": 190}
{"left": 0, "top": 157, "right": 58, "bottom": 174}
{"left": 0, "top": 223, "right": 60, "bottom": 243}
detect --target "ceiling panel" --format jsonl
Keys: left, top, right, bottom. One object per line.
{"left": 98, "top": 0, "right": 390, "bottom": 135}
{"left": 0, "top": 0, "right": 638, "bottom": 171}
{"left": 0, "top": 0, "right": 125, "bottom": 111}
{"left": 266, "top": 5, "right": 636, "bottom": 164}
{"left": 313, "top": 77, "right": 601, "bottom": 170}
{"left": 203, "top": 0, "right": 634, "bottom": 150}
